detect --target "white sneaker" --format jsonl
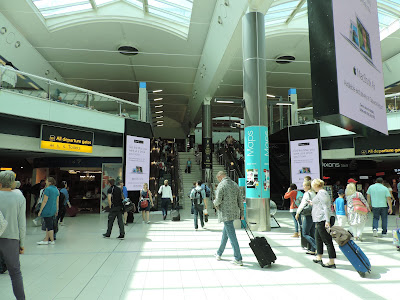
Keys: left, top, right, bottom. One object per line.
{"left": 147, "top": 221, "right": 150, "bottom": 224}
{"left": 32, "top": 219, "right": 38, "bottom": 226}
{"left": 373, "top": 229, "right": 378, "bottom": 237}
{"left": 37, "top": 241, "right": 49, "bottom": 245}
{"left": 49, "top": 241, "right": 55, "bottom": 245}
{"left": 231, "top": 260, "right": 243, "bottom": 266}
{"left": 214, "top": 253, "right": 221, "bottom": 261}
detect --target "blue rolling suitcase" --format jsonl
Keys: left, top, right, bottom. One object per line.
{"left": 339, "top": 240, "right": 371, "bottom": 277}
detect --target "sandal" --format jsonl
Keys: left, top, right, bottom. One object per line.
{"left": 306, "top": 251, "right": 316, "bottom": 255}
{"left": 313, "top": 259, "right": 322, "bottom": 264}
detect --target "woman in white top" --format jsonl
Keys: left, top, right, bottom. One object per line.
{"left": 296, "top": 180, "right": 316, "bottom": 255}
{"left": 311, "top": 179, "right": 336, "bottom": 268}
{"left": 345, "top": 183, "right": 370, "bottom": 241}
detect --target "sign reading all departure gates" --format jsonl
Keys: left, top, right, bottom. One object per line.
{"left": 40, "top": 125, "right": 94, "bottom": 153}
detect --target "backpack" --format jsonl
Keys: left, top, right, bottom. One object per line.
{"left": 193, "top": 190, "right": 203, "bottom": 205}
{"left": 204, "top": 185, "right": 211, "bottom": 198}
{"left": 295, "top": 191, "right": 304, "bottom": 207}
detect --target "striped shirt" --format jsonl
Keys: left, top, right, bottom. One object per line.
{"left": 311, "top": 189, "right": 333, "bottom": 223}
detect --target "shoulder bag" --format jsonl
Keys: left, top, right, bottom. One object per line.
{"left": 352, "top": 192, "right": 368, "bottom": 215}
{"left": 300, "top": 193, "right": 312, "bottom": 216}
{"left": 140, "top": 191, "right": 149, "bottom": 209}
{"left": 0, "top": 210, "right": 8, "bottom": 236}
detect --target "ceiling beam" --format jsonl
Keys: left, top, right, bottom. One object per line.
{"left": 285, "top": 0, "right": 306, "bottom": 25}
{"left": 89, "top": 0, "right": 98, "bottom": 10}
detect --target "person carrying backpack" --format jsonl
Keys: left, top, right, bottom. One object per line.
{"left": 190, "top": 180, "right": 206, "bottom": 230}
{"left": 284, "top": 183, "right": 303, "bottom": 238}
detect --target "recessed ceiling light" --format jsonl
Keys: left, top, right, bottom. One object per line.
{"left": 155, "top": 104, "right": 163, "bottom": 108}
{"left": 276, "top": 102, "right": 292, "bottom": 106}
{"left": 156, "top": 115, "right": 163, "bottom": 119}
{"left": 157, "top": 120, "right": 163, "bottom": 123}
{"left": 266, "top": 94, "right": 275, "bottom": 98}
{"left": 157, "top": 124, "right": 164, "bottom": 127}
{"left": 117, "top": 45, "right": 139, "bottom": 56}
{"left": 155, "top": 111, "right": 163, "bottom": 114}
{"left": 153, "top": 90, "right": 163, "bottom": 93}
{"left": 216, "top": 100, "right": 234, "bottom": 104}
{"left": 154, "top": 98, "right": 163, "bottom": 101}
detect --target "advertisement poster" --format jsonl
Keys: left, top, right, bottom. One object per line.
{"left": 244, "top": 126, "right": 270, "bottom": 198}
{"left": 332, "top": 0, "right": 387, "bottom": 134}
{"left": 101, "top": 163, "right": 122, "bottom": 210}
{"left": 290, "top": 138, "right": 320, "bottom": 188}
{"left": 125, "top": 135, "right": 150, "bottom": 191}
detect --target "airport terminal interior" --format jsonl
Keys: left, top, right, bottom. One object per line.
{"left": 1, "top": 0, "right": 400, "bottom": 299}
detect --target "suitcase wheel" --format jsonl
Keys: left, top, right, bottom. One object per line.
{"left": 358, "top": 271, "right": 366, "bottom": 278}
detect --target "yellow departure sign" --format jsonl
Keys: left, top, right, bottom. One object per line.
{"left": 40, "top": 125, "right": 94, "bottom": 154}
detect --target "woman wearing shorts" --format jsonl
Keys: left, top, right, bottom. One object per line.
{"left": 37, "top": 177, "right": 59, "bottom": 245}
{"left": 139, "top": 183, "right": 153, "bottom": 224}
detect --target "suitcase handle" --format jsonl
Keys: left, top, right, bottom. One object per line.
{"left": 241, "top": 220, "right": 255, "bottom": 239}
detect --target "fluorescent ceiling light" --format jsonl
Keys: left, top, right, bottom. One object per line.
{"left": 155, "top": 110, "right": 163, "bottom": 113}
{"left": 156, "top": 115, "right": 163, "bottom": 118}
{"left": 157, "top": 124, "right": 164, "bottom": 127}
{"left": 276, "top": 102, "right": 293, "bottom": 106}
{"left": 267, "top": 94, "right": 275, "bottom": 98}
{"left": 154, "top": 98, "right": 163, "bottom": 101}
{"left": 216, "top": 100, "right": 234, "bottom": 104}
{"left": 155, "top": 104, "right": 163, "bottom": 108}
{"left": 153, "top": 89, "right": 163, "bottom": 93}
{"left": 157, "top": 121, "right": 164, "bottom": 124}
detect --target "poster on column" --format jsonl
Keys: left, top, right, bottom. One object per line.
{"left": 333, "top": 0, "right": 386, "bottom": 134}
{"left": 289, "top": 138, "right": 320, "bottom": 188}
{"left": 125, "top": 135, "right": 150, "bottom": 191}
{"left": 244, "top": 126, "right": 270, "bottom": 199}
{"left": 101, "top": 163, "right": 122, "bottom": 210}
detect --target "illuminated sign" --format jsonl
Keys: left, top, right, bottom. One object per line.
{"left": 40, "top": 125, "right": 94, "bottom": 153}
{"left": 355, "top": 134, "right": 400, "bottom": 156}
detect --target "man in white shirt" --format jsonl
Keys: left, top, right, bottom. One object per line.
{"left": 158, "top": 180, "right": 173, "bottom": 220}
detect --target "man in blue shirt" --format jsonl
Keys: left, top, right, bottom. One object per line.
{"left": 367, "top": 178, "right": 392, "bottom": 237}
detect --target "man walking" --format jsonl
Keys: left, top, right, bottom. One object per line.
{"left": 103, "top": 179, "right": 125, "bottom": 239}
{"left": 213, "top": 171, "right": 244, "bottom": 266}
{"left": 190, "top": 180, "right": 206, "bottom": 230}
{"left": 158, "top": 180, "right": 173, "bottom": 220}
{"left": 367, "top": 177, "right": 392, "bottom": 237}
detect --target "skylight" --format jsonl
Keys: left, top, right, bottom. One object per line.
{"left": 265, "top": 0, "right": 400, "bottom": 32}
{"left": 30, "top": 0, "right": 193, "bottom": 26}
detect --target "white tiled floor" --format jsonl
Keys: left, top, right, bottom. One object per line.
{"left": 1, "top": 209, "right": 399, "bottom": 300}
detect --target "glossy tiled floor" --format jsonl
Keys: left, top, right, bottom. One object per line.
{"left": 1, "top": 209, "right": 399, "bottom": 300}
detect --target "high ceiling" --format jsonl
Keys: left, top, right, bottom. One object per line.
{"left": 1, "top": 0, "right": 400, "bottom": 133}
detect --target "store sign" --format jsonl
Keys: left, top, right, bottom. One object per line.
{"left": 322, "top": 161, "right": 349, "bottom": 169}
{"left": 354, "top": 135, "right": 400, "bottom": 156}
{"left": 244, "top": 126, "right": 270, "bottom": 199}
{"left": 40, "top": 125, "right": 94, "bottom": 153}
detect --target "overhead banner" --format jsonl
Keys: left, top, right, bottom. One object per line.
{"left": 307, "top": 0, "right": 387, "bottom": 135}
{"left": 40, "top": 125, "right": 93, "bottom": 153}
{"left": 125, "top": 135, "right": 150, "bottom": 191}
{"left": 244, "top": 126, "right": 270, "bottom": 199}
{"left": 355, "top": 134, "right": 400, "bottom": 156}
{"left": 290, "top": 138, "right": 321, "bottom": 188}
{"left": 202, "top": 137, "right": 212, "bottom": 169}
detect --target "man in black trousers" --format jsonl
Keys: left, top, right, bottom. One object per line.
{"left": 103, "top": 179, "right": 125, "bottom": 239}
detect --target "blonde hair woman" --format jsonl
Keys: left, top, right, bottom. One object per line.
{"left": 139, "top": 183, "right": 153, "bottom": 224}
{"left": 345, "top": 183, "right": 370, "bottom": 241}
{"left": 311, "top": 179, "right": 336, "bottom": 268}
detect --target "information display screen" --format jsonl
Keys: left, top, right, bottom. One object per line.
{"left": 332, "top": 0, "right": 387, "bottom": 134}
{"left": 290, "top": 138, "right": 320, "bottom": 188}
{"left": 125, "top": 135, "right": 150, "bottom": 191}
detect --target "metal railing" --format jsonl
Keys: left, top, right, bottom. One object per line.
{"left": 0, "top": 65, "right": 141, "bottom": 119}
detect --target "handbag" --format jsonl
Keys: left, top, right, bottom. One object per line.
{"left": 300, "top": 192, "right": 312, "bottom": 216}
{"left": 0, "top": 210, "right": 8, "bottom": 236}
{"left": 140, "top": 191, "right": 149, "bottom": 209}
{"left": 353, "top": 193, "right": 368, "bottom": 215}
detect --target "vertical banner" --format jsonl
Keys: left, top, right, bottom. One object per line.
{"left": 244, "top": 126, "right": 270, "bottom": 199}
{"left": 125, "top": 135, "right": 150, "bottom": 191}
{"left": 101, "top": 163, "right": 122, "bottom": 210}
{"left": 202, "top": 137, "right": 212, "bottom": 169}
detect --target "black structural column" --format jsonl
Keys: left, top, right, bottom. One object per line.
{"left": 242, "top": 11, "right": 270, "bottom": 231}
{"left": 202, "top": 97, "right": 212, "bottom": 183}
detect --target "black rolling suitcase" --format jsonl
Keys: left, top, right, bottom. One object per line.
{"left": 242, "top": 220, "right": 276, "bottom": 268}
{"left": 171, "top": 201, "right": 180, "bottom": 221}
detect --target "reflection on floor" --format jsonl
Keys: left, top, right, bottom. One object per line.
{"left": 1, "top": 210, "right": 399, "bottom": 300}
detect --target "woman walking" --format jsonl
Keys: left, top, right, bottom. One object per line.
{"left": 139, "top": 183, "right": 154, "bottom": 224}
{"left": 284, "top": 183, "right": 302, "bottom": 237}
{"left": 311, "top": 179, "right": 336, "bottom": 268}
{"left": 345, "top": 182, "right": 370, "bottom": 241}
{"left": 0, "top": 170, "right": 26, "bottom": 300}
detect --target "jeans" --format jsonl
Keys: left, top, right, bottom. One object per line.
{"left": 315, "top": 216, "right": 336, "bottom": 259}
{"left": 106, "top": 207, "right": 125, "bottom": 236}
{"left": 0, "top": 238, "right": 25, "bottom": 299}
{"left": 58, "top": 205, "right": 67, "bottom": 223}
{"left": 217, "top": 220, "right": 242, "bottom": 261}
{"left": 187, "top": 166, "right": 191, "bottom": 173}
{"left": 161, "top": 198, "right": 170, "bottom": 217}
{"left": 302, "top": 215, "right": 316, "bottom": 252}
{"left": 193, "top": 203, "right": 204, "bottom": 229}
{"left": 372, "top": 207, "right": 389, "bottom": 234}
{"left": 291, "top": 212, "right": 302, "bottom": 233}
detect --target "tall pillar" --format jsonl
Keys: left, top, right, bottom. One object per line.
{"left": 289, "top": 88, "right": 298, "bottom": 125}
{"left": 202, "top": 97, "right": 212, "bottom": 183}
{"left": 138, "top": 82, "right": 149, "bottom": 122}
{"left": 242, "top": 11, "right": 270, "bottom": 232}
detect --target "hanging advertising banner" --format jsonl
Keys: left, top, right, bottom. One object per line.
{"left": 289, "top": 138, "right": 321, "bottom": 188}
{"left": 202, "top": 137, "right": 212, "bottom": 169}
{"left": 125, "top": 135, "right": 150, "bottom": 191}
{"left": 244, "top": 126, "right": 270, "bottom": 199}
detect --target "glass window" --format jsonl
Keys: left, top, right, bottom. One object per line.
{"left": 148, "top": 0, "right": 193, "bottom": 23}
{"left": 32, "top": 0, "right": 92, "bottom": 17}
{"left": 125, "top": 0, "right": 143, "bottom": 8}
{"left": 95, "top": 0, "right": 118, "bottom": 6}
